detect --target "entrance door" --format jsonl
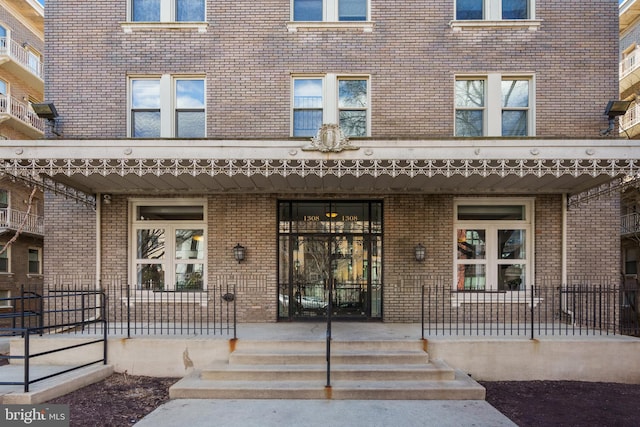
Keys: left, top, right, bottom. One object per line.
{"left": 278, "top": 201, "right": 382, "bottom": 320}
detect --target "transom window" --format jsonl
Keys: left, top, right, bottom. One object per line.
{"left": 131, "top": 200, "right": 207, "bottom": 291}
{"left": 293, "top": 74, "right": 369, "bottom": 137}
{"left": 455, "top": 0, "right": 531, "bottom": 20}
{"left": 454, "top": 199, "right": 533, "bottom": 292}
{"left": 293, "top": 0, "right": 368, "bottom": 22}
{"left": 455, "top": 74, "right": 532, "bottom": 137}
{"left": 131, "top": 0, "right": 205, "bottom": 22}
{"left": 130, "top": 75, "right": 205, "bottom": 138}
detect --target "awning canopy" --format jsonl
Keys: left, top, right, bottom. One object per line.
{"left": 2, "top": 138, "right": 638, "bottom": 201}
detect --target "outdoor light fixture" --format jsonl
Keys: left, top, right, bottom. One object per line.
{"left": 233, "top": 243, "right": 246, "bottom": 263}
{"left": 601, "top": 100, "right": 632, "bottom": 135}
{"left": 102, "top": 194, "right": 112, "bottom": 205}
{"left": 32, "top": 102, "right": 62, "bottom": 136}
{"left": 414, "top": 243, "right": 426, "bottom": 262}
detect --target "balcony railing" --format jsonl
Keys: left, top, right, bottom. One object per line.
{"left": 619, "top": 101, "right": 640, "bottom": 134}
{"left": 0, "top": 207, "right": 45, "bottom": 236}
{"left": 0, "top": 94, "right": 45, "bottom": 133}
{"left": 0, "top": 36, "right": 43, "bottom": 79}
{"left": 622, "top": 212, "right": 640, "bottom": 235}
{"left": 620, "top": 49, "right": 640, "bottom": 81}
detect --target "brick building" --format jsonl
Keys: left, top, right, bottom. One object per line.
{"left": 0, "top": 0, "right": 633, "bottom": 323}
{"left": 0, "top": 0, "right": 44, "bottom": 322}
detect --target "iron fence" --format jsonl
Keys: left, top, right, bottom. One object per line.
{"left": 421, "top": 282, "right": 637, "bottom": 338}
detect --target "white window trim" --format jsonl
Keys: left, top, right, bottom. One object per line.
{"left": 287, "top": 0, "right": 374, "bottom": 32}
{"left": 127, "top": 74, "right": 206, "bottom": 138}
{"left": 129, "top": 198, "right": 208, "bottom": 293}
{"left": 291, "top": 73, "right": 371, "bottom": 137}
{"left": 454, "top": 73, "right": 535, "bottom": 137}
{"left": 452, "top": 197, "right": 535, "bottom": 295}
{"left": 450, "top": 0, "right": 540, "bottom": 31}
{"left": 123, "top": 0, "right": 208, "bottom": 32}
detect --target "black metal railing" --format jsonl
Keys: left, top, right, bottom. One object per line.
{"left": 0, "top": 286, "right": 43, "bottom": 336}
{"left": 421, "top": 282, "right": 636, "bottom": 338}
{"left": 0, "top": 289, "right": 107, "bottom": 392}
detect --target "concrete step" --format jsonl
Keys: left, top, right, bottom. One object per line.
{"left": 201, "top": 359, "right": 455, "bottom": 381}
{"left": 233, "top": 340, "right": 426, "bottom": 353}
{"left": 229, "top": 350, "right": 430, "bottom": 366}
{"left": 170, "top": 369, "right": 485, "bottom": 400}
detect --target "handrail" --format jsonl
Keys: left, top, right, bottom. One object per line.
{"left": 325, "top": 278, "right": 333, "bottom": 388}
{"left": 0, "top": 290, "right": 108, "bottom": 392}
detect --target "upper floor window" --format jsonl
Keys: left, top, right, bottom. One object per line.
{"left": 0, "top": 190, "right": 8, "bottom": 209}
{"left": 293, "top": 0, "right": 368, "bottom": 22}
{"left": 130, "top": 75, "right": 205, "bottom": 138}
{"left": 455, "top": 0, "right": 531, "bottom": 20}
{"left": 0, "top": 246, "right": 9, "bottom": 273}
{"left": 28, "top": 248, "right": 41, "bottom": 275}
{"left": 293, "top": 74, "right": 369, "bottom": 137}
{"left": 455, "top": 74, "right": 532, "bottom": 137}
{"left": 131, "top": 0, "right": 205, "bottom": 22}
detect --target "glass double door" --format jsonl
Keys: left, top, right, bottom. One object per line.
{"left": 279, "top": 234, "right": 381, "bottom": 320}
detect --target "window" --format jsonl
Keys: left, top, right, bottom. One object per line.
{"left": 455, "top": 74, "right": 532, "bottom": 137}
{"left": 0, "top": 246, "right": 9, "bottom": 273}
{"left": 131, "top": 0, "right": 205, "bottom": 22}
{"left": 130, "top": 75, "right": 205, "bottom": 138}
{"left": 455, "top": 0, "right": 531, "bottom": 20}
{"left": 293, "top": 74, "right": 369, "bottom": 137}
{"left": 0, "top": 290, "right": 10, "bottom": 308}
{"left": 454, "top": 199, "right": 533, "bottom": 292}
{"left": 26, "top": 49, "right": 42, "bottom": 77}
{"left": 293, "top": 0, "right": 368, "bottom": 22}
{"left": 0, "top": 190, "right": 8, "bottom": 208}
{"left": 131, "top": 200, "right": 206, "bottom": 291}
{"left": 28, "top": 248, "right": 41, "bottom": 275}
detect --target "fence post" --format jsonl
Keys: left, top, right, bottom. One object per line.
{"left": 24, "top": 332, "right": 29, "bottom": 392}
{"left": 530, "top": 284, "right": 534, "bottom": 340}
{"left": 421, "top": 285, "right": 425, "bottom": 340}
{"left": 126, "top": 284, "right": 131, "bottom": 339}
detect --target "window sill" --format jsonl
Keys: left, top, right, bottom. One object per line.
{"left": 121, "top": 22, "right": 209, "bottom": 33}
{"left": 451, "top": 291, "right": 542, "bottom": 307}
{"left": 449, "top": 19, "right": 542, "bottom": 32}
{"left": 26, "top": 274, "right": 43, "bottom": 279}
{"left": 121, "top": 289, "right": 209, "bottom": 306}
{"left": 287, "top": 21, "right": 375, "bottom": 33}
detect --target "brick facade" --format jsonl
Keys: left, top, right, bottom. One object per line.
{"left": 45, "top": 1, "right": 617, "bottom": 139}
{"left": 40, "top": 1, "right": 622, "bottom": 324}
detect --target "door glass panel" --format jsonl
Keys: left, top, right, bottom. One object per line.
{"left": 278, "top": 201, "right": 382, "bottom": 320}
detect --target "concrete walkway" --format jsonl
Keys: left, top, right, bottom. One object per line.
{"left": 136, "top": 399, "right": 517, "bottom": 427}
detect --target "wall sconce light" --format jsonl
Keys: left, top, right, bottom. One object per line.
{"left": 414, "top": 243, "right": 426, "bottom": 262}
{"left": 102, "top": 194, "right": 112, "bottom": 205}
{"left": 233, "top": 243, "right": 246, "bottom": 263}
{"left": 601, "top": 100, "right": 632, "bottom": 135}
{"left": 32, "top": 102, "right": 62, "bottom": 136}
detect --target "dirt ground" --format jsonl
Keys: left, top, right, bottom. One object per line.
{"left": 43, "top": 373, "right": 640, "bottom": 426}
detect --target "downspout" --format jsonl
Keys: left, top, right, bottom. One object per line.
{"left": 96, "top": 193, "right": 102, "bottom": 290}
{"left": 562, "top": 193, "right": 573, "bottom": 324}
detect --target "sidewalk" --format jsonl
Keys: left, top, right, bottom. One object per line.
{"left": 136, "top": 399, "right": 516, "bottom": 427}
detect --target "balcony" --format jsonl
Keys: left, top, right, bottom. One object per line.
{"left": 0, "top": 36, "right": 43, "bottom": 92}
{"left": 0, "top": 208, "right": 44, "bottom": 236}
{"left": 0, "top": 94, "right": 45, "bottom": 138}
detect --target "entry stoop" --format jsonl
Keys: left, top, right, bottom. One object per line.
{"left": 169, "top": 340, "right": 485, "bottom": 400}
